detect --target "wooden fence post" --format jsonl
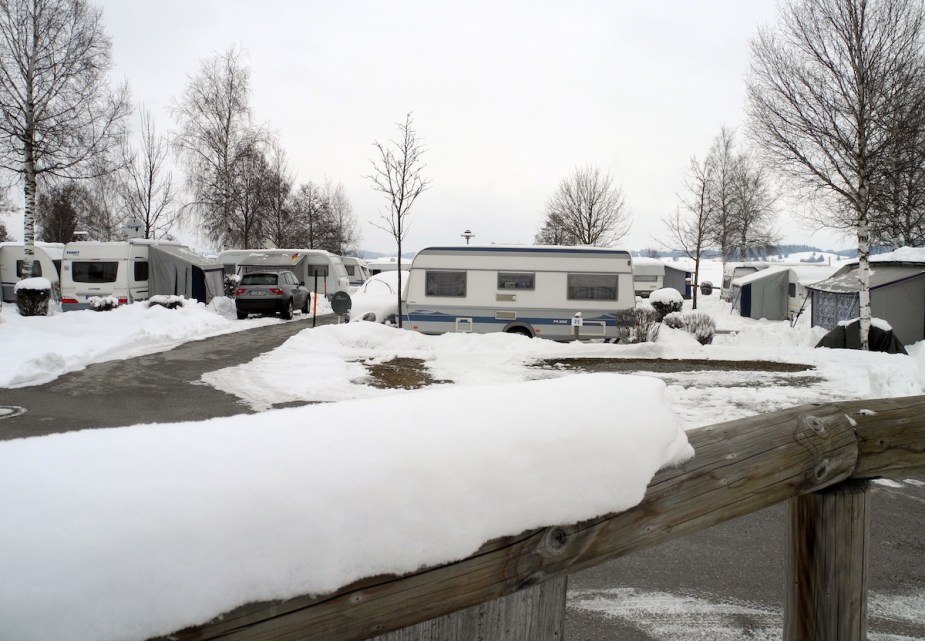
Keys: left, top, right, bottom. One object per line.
{"left": 784, "top": 479, "right": 871, "bottom": 641}
{"left": 371, "top": 576, "right": 567, "bottom": 641}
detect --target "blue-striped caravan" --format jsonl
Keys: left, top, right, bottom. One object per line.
{"left": 403, "top": 245, "right": 636, "bottom": 340}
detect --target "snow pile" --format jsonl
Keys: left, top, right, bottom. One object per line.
{"left": 0, "top": 298, "right": 282, "bottom": 387}
{"left": 13, "top": 277, "right": 52, "bottom": 292}
{"left": 0, "top": 374, "right": 692, "bottom": 641}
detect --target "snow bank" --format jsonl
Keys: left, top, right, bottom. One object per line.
{"left": 0, "top": 373, "right": 692, "bottom": 641}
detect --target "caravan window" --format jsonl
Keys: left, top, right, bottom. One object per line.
{"left": 16, "top": 260, "right": 42, "bottom": 278}
{"left": 134, "top": 261, "right": 149, "bottom": 281}
{"left": 635, "top": 275, "right": 658, "bottom": 282}
{"left": 71, "top": 261, "right": 118, "bottom": 283}
{"left": 425, "top": 271, "right": 466, "bottom": 297}
{"left": 567, "top": 273, "right": 618, "bottom": 301}
{"left": 497, "top": 272, "right": 535, "bottom": 290}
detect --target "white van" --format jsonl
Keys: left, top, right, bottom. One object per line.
{"left": 403, "top": 245, "right": 636, "bottom": 340}
{"left": 59, "top": 239, "right": 183, "bottom": 311}
{"left": 219, "top": 249, "right": 350, "bottom": 298}
{"left": 0, "top": 243, "right": 64, "bottom": 302}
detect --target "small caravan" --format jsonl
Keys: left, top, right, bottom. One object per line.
{"left": 340, "top": 256, "right": 371, "bottom": 287}
{"left": 403, "top": 245, "right": 636, "bottom": 340}
{"left": 720, "top": 262, "right": 771, "bottom": 301}
{"left": 221, "top": 249, "right": 350, "bottom": 297}
{"left": 0, "top": 243, "right": 64, "bottom": 302}
{"left": 58, "top": 239, "right": 213, "bottom": 311}
{"left": 632, "top": 257, "right": 692, "bottom": 299}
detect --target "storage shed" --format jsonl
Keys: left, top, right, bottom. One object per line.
{"left": 807, "top": 258, "right": 925, "bottom": 346}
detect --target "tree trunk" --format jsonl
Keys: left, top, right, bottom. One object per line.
{"left": 396, "top": 236, "right": 403, "bottom": 329}
{"left": 23, "top": 140, "right": 37, "bottom": 276}
{"left": 857, "top": 213, "right": 872, "bottom": 351}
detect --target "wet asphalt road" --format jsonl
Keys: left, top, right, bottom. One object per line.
{"left": 0, "top": 314, "right": 338, "bottom": 441}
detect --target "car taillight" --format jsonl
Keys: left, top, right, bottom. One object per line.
{"left": 269, "top": 288, "right": 284, "bottom": 295}
{"left": 61, "top": 297, "right": 78, "bottom": 304}
{"left": 233, "top": 288, "right": 246, "bottom": 297}
{"left": 118, "top": 297, "right": 128, "bottom": 305}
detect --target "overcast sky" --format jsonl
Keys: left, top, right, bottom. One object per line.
{"left": 92, "top": 0, "right": 848, "bottom": 254}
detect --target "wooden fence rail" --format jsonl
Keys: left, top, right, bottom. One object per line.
{"left": 168, "top": 395, "right": 925, "bottom": 641}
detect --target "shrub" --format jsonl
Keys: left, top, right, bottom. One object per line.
{"left": 89, "top": 296, "right": 120, "bottom": 312}
{"left": 664, "top": 311, "right": 687, "bottom": 330}
{"left": 224, "top": 273, "right": 241, "bottom": 297}
{"left": 15, "top": 281, "right": 51, "bottom": 316}
{"left": 700, "top": 280, "right": 713, "bottom": 295}
{"left": 618, "top": 307, "right": 661, "bottom": 344}
{"left": 683, "top": 312, "right": 716, "bottom": 345}
{"left": 649, "top": 287, "right": 684, "bottom": 321}
{"left": 147, "top": 295, "right": 186, "bottom": 310}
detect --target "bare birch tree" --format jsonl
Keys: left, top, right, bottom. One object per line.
{"left": 324, "top": 180, "right": 359, "bottom": 255}
{"left": 540, "top": 164, "right": 631, "bottom": 247}
{"left": 706, "top": 127, "right": 740, "bottom": 261}
{"left": 0, "top": 0, "right": 130, "bottom": 274}
{"left": 120, "top": 106, "right": 175, "bottom": 239}
{"left": 172, "top": 46, "right": 264, "bottom": 249}
{"left": 368, "top": 112, "right": 430, "bottom": 328}
{"left": 748, "top": 0, "right": 925, "bottom": 349}
{"left": 262, "top": 140, "right": 294, "bottom": 249}
{"left": 662, "top": 155, "right": 715, "bottom": 310}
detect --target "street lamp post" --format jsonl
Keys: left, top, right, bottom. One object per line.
{"left": 461, "top": 229, "right": 475, "bottom": 245}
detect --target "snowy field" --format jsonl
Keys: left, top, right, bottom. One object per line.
{"left": 1, "top": 257, "right": 923, "bottom": 641}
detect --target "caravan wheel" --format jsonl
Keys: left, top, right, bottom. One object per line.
{"left": 505, "top": 326, "right": 533, "bottom": 338}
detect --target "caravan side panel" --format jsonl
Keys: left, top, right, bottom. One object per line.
{"left": 403, "top": 246, "right": 635, "bottom": 340}
{"left": 0, "top": 245, "right": 60, "bottom": 303}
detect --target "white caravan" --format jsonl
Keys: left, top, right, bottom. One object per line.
{"left": 219, "top": 249, "right": 350, "bottom": 297}
{"left": 59, "top": 239, "right": 183, "bottom": 311}
{"left": 340, "top": 256, "right": 371, "bottom": 287}
{"left": 403, "top": 245, "right": 636, "bottom": 340}
{"left": 720, "top": 262, "right": 771, "bottom": 301}
{"left": 0, "top": 243, "right": 64, "bottom": 303}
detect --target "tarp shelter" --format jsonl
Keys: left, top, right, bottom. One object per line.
{"left": 815, "top": 318, "right": 907, "bottom": 354}
{"left": 148, "top": 245, "right": 225, "bottom": 304}
{"left": 807, "top": 260, "right": 925, "bottom": 346}
{"left": 732, "top": 266, "right": 792, "bottom": 321}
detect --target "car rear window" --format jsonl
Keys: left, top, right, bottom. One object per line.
{"left": 241, "top": 273, "right": 278, "bottom": 286}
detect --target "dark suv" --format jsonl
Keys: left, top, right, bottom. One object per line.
{"left": 233, "top": 270, "right": 310, "bottom": 320}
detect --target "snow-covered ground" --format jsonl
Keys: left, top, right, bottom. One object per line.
{"left": 0, "top": 258, "right": 923, "bottom": 641}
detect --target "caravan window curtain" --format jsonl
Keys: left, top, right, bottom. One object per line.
{"left": 425, "top": 271, "right": 466, "bottom": 297}
{"left": 567, "top": 273, "right": 618, "bottom": 301}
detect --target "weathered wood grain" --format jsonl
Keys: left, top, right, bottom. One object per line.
{"left": 784, "top": 480, "right": 871, "bottom": 641}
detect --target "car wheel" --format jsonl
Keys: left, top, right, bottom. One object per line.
{"left": 280, "top": 299, "right": 293, "bottom": 320}
{"left": 301, "top": 294, "right": 309, "bottom": 314}
{"left": 236, "top": 310, "right": 247, "bottom": 320}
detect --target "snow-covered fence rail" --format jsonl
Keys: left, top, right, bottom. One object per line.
{"left": 166, "top": 395, "right": 925, "bottom": 641}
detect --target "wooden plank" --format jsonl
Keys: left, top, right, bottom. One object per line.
{"left": 837, "top": 395, "right": 925, "bottom": 478}
{"left": 168, "top": 401, "right": 861, "bottom": 641}
{"left": 784, "top": 480, "right": 871, "bottom": 641}
{"left": 370, "top": 576, "right": 566, "bottom": 641}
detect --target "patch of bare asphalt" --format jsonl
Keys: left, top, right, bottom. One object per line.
{"left": 361, "top": 357, "right": 449, "bottom": 390}
{"left": 533, "top": 357, "right": 823, "bottom": 389}
{"left": 358, "top": 357, "right": 821, "bottom": 391}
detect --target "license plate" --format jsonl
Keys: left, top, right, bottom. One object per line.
{"left": 249, "top": 291, "right": 266, "bottom": 296}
